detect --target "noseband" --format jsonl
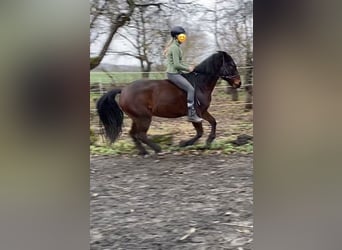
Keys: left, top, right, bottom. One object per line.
{"left": 220, "top": 74, "right": 239, "bottom": 80}
{"left": 219, "top": 55, "right": 239, "bottom": 80}
{"left": 192, "top": 71, "right": 238, "bottom": 80}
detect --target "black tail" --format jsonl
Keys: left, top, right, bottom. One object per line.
{"left": 96, "top": 88, "right": 124, "bottom": 143}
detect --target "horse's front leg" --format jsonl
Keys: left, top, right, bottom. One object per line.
{"left": 179, "top": 122, "right": 203, "bottom": 147}
{"left": 201, "top": 110, "right": 217, "bottom": 147}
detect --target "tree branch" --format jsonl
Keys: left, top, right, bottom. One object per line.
{"left": 90, "top": 0, "right": 136, "bottom": 70}
{"left": 108, "top": 50, "right": 142, "bottom": 60}
{"left": 117, "top": 32, "right": 139, "bottom": 49}
{"left": 135, "top": 3, "right": 162, "bottom": 9}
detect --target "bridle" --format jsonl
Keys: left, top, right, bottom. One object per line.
{"left": 220, "top": 74, "right": 239, "bottom": 80}
{"left": 219, "top": 55, "right": 239, "bottom": 80}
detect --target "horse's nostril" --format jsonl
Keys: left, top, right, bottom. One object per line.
{"left": 235, "top": 81, "right": 241, "bottom": 88}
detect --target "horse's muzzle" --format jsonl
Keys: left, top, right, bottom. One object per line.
{"left": 233, "top": 79, "right": 242, "bottom": 89}
{"left": 222, "top": 75, "right": 241, "bottom": 88}
{"left": 229, "top": 76, "right": 241, "bottom": 89}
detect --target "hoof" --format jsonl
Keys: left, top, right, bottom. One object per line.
{"left": 154, "top": 147, "right": 162, "bottom": 153}
{"left": 138, "top": 151, "right": 149, "bottom": 156}
{"left": 179, "top": 140, "right": 191, "bottom": 147}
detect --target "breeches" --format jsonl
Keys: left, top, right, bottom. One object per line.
{"left": 167, "top": 73, "right": 194, "bottom": 106}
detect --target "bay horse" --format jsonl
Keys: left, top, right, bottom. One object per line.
{"left": 96, "top": 51, "right": 241, "bottom": 155}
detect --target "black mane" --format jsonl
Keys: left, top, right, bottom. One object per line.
{"left": 194, "top": 51, "right": 225, "bottom": 74}
{"left": 182, "top": 51, "right": 232, "bottom": 88}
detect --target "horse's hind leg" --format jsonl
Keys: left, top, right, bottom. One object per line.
{"left": 135, "top": 117, "right": 162, "bottom": 154}
{"left": 129, "top": 121, "right": 148, "bottom": 155}
{"left": 179, "top": 122, "right": 203, "bottom": 147}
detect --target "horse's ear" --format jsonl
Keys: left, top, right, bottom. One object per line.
{"left": 217, "top": 51, "right": 233, "bottom": 61}
{"left": 216, "top": 51, "right": 228, "bottom": 59}
{"left": 216, "top": 50, "right": 226, "bottom": 55}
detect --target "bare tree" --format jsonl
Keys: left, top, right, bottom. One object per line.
{"left": 199, "top": 0, "right": 253, "bottom": 65}
{"left": 90, "top": 0, "right": 163, "bottom": 70}
{"left": 108, "top": 5, "right": 167, "bottom": 77}
{"left": 104, "top": 1, "right": 210, "bottom": 75}
{"left": 201, "top": 0, "right": 253, "bottom": 101}
{"left": 90, "top": 0, "right": 252, "bottom": 77}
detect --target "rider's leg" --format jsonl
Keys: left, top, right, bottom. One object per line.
{"left": 167, "top": 73, "right": 202, "bottom": 123}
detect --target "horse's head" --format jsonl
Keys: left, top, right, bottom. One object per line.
{"left": 218, "top": 52, "right": 241, "bottom": 89}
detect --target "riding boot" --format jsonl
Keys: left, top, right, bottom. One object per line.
{"left": 187, "top": 105, "right": 203, "bottom": 123}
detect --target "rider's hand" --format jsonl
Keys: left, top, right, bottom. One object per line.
{"left": 189, "top": 65, "right": 195, "bottom": 72}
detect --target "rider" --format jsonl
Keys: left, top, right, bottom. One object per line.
{"left": 164, "top": 26, "right": 202, "bottom": 123}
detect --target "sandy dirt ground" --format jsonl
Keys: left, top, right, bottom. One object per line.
{"left": 91, "top": 153, "right": 253, "bottom": 250}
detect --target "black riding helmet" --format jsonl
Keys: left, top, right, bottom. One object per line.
{"left": 170, "top": 26, "right": 186, "bottom": 38}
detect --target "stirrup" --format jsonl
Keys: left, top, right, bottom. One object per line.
{"left": 187, "top": 111, "right": 203, "bottom": 123}
{"left": 187, "top": 116, "right": 203, "bottom": 123}
{"left": 187, "top": 104, "right": 202, "bottom": 123}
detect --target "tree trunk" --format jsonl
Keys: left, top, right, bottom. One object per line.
{"left": 226, "top": 86, "right": 239, "bottom": 101}
{"left": 244, "top": 85, "right": 253, "bottom": 110}
{"left": 141, "top": 61, "right": 152, "bottom": 78}
{"left": 244, "top": 44, "right": 253, "bottom": 110}
{"left": 90, "top": 0, "right": 136, "bottom": 70}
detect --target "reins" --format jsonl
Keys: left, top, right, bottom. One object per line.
{"left": 193, "top": 71, "right": 237, "bottom": 80}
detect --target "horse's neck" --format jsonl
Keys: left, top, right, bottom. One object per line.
{"left": 197, "top": 75, "right": 219, "bottom": 95}
{"left": 182, "top": 73, "right": 219, "bottom": 97}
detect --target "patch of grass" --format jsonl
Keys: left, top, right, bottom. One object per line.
{"left": 90, "top": 72, "right": 166, "bottom": 85}
{"left": 90, "top": 138, "right": 253, "bottom": 156}
{"left": 90, "top": 141, "right": 136, "bottom": 155}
